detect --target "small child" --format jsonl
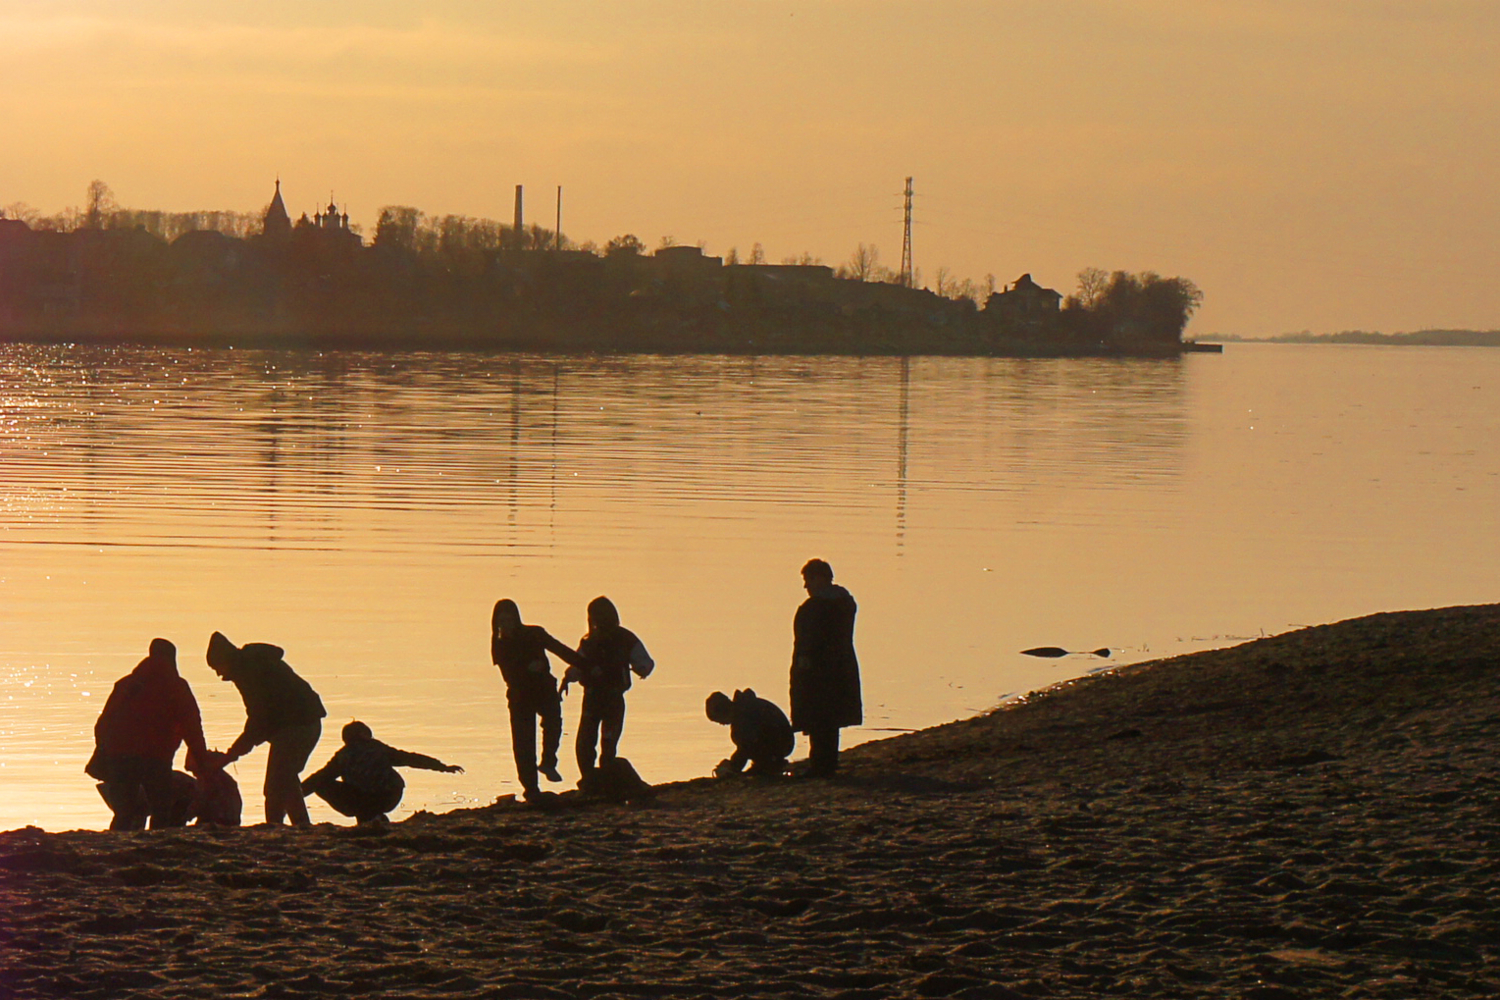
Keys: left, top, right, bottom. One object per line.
{"left": 706, "top": 688, "right": 794, "bottom": 777}
{"left": 562, "top": 596, "right": 654, "bottom": 779}
{"left": 302, "top": 721, "right": 462, "bottom": 824}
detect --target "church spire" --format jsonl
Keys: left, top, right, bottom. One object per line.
{"left": 262, "top": 178, "right": 291, "bottom": 238}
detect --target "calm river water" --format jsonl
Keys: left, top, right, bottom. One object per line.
{"left": 2, "top": 343, "right": 1497, "bottom": 831}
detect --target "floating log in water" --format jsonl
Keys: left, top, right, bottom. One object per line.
{"left": 1021, "top": 646, "right": 1112, "bottom": 658}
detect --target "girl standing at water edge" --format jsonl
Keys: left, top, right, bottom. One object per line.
{"left": 491, "top": 599, "right": 586, "bottom": 802}
{"left": 562, "top": 596, "right": 655, "bottom": 779}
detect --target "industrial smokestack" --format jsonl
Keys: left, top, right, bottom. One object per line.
{"left": 513, "top": 185, "right": 524, "bottom": 242}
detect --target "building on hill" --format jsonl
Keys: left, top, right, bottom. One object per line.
{"left": 301, "top": 195, "right": 362, "bottom": 249}
{"left": 313, "top": 197, "right": 351, "bottom": 234}
{"left": 653, "top": 245, "right": 723, "bottom": 270}
{"left": 984, "top": 273, "right": 1062, "bottom": 321}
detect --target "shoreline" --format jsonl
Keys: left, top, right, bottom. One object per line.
{"left": 4, "top": 603, "right": 1496, "bottom": 998}
{"left": 0, "top": 329, "right": 1203, "bottom": 360}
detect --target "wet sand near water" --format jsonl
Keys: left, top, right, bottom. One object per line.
{"left": 3, "top": 604, "right": 1497, "bottom": 998}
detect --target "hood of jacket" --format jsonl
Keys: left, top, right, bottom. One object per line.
{"left": 130, "top": 653, "right": 180, "bottom": 684}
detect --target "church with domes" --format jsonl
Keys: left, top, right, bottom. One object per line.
{"left": 260, "top": 180, "right": 360, "bottom": 248}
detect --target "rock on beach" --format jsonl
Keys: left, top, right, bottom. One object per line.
{"left": 3, "top": 603, "right": 1498, "bottom": 999}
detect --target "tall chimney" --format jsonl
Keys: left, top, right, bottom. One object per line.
{"left": 513, "top": 185, "right": 524, "bottom": 243}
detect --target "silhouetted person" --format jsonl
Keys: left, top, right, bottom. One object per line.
{"left": 491, "top": 599, "right": 586, "bottom": 802}
{"left": 790, "top": 558, "right": 862, "bottom": 777}
{"left": 561, "top": 596, "right": 654, "bottom": 780}
{"left": 302, "top": 720, "right": 463, "bottom": 824}
{"left": 206, "top": 631, "right": 326, "bottom": 827}
{"left": 87, "top": 638, "right": 211, "bottom": 830}
{"left": 707, "top": 688, "right": 794, "bottom": 778}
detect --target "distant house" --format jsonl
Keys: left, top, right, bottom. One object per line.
{"left": 653, "top": 245, "right": 723, "bottom": 269}
{"left": 984, "top": 273, "right": 1062, "bottom": 320}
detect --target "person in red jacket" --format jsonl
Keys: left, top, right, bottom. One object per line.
{"left": 87, "top": 638, "right": 210, "bottom": 830}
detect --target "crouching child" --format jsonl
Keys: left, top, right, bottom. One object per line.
{"left": 302, "top": 721, "right": 463, "bottom": 824}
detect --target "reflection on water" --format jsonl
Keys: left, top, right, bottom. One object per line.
{"left": 2, "top": 343, "right": 1496, "bottom": 831}
{"left": 1, "top": 350, "right": 1188, "bottom": 554}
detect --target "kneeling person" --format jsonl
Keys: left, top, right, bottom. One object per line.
{"left": 707, "top": 688, "right": 794, "bottom": 777}
{"left": 302, "top": 721, "right": 463, "bottom": 824}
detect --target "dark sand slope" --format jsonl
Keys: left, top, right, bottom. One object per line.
{"left": 4, "top": 604, "right": 1497, "bottom": 999}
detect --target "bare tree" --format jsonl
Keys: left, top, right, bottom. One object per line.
{"left": 934, "top": 265, "right": 954, "bottom": 297}
{"left": 748, "top": 242, "right": 766, "bottom": 265}
{"left": 84, "top": 180, "right": 116, "bottom": 229}
{"left": 3, "top": 202, "right": 41, "bottom": 225}
{"left": 521, "top": 222, "right": 558, "bottom": 250}
{"left": 838, "top": 243, "right": 881, "bottom": 281}
{"left": 724, "top": 246, "right": 740, "bottom": 265}
{"left": 1072, "top": 267, "right": 1110, "bottom": 309}
{"left": 35, "top": 207, "right": 82, "bottom": 232}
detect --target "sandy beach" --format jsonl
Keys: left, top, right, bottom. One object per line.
{"left": 3, "top": 603, "right": 1496, "bottom": 999}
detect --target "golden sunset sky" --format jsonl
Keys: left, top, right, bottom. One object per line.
{"left": 2, "top": 1, "right": 1496, "bottom": 336}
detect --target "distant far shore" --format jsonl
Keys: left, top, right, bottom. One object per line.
{"left": 1, "top": 217, "right": 1205, "bottom": 359}
{"left": 3, "top": 602, "right": 1496, "bottom": 997}
{"left": 1218, "top": 329, "right": 1500, "bottom": 347}
{"left": 0, "top": 327, "right": 1212, "bottom": 359}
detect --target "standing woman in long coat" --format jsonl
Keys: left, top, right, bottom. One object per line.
{"left": 789, "top": 558, "right": 862, "bottom": 777}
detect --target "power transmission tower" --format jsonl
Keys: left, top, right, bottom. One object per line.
{"left": 899, "top": 176, "right": 914, "bottom": 287}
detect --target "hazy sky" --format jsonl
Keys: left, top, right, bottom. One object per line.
{"left": 3, "top": 1, "right": 1496, "bottom": 336}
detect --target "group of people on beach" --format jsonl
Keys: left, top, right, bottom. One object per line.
{"left": 86, "top": 558, "right": 862, "bottom": 829}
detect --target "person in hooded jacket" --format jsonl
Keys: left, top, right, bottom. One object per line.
{"left": 491, "top": 599, "right": 586, "bottom": 801}
{"left": 302, "top": 720, "right": 463, "bottom": 824}
{"left": 206, "top": 631, "right": 326, "bottom": 827}
{"left": 790, "top": 558, "right": 862, "bottom": 777}
{"left": 561, "top": 596, "right": 654, "bottom": 779}
{"left": 87, "top": 638, "right": 211, "bottom": 830}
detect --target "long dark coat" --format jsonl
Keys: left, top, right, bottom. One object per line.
{"left": 789, "top": 583, "right": 862, "bottom": 732}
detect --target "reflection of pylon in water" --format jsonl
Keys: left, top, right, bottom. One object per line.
{"left": 899, "top": 177, "right": 914, "bottom": 287}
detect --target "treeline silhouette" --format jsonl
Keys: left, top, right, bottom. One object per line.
{"left": 1, "top": 183, "right": 1204, "bottom": 356}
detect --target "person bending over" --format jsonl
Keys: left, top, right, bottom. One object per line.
{"left": 707, "top": 688, "right": 795, "bottom": 778}
{"left": 87, "top": 638, "right": 211, "bottom": 830}
{"left": 562, "top": 596, "right": 655, "bottom": 779}
{"left": 206, "top": 631, "right": 326, "bottom": 826}
{"left": 491, "top": 599, "right": 586, "bottom": 801}
{"left": 302, "top": 721, "right": 463, "bottom": 824}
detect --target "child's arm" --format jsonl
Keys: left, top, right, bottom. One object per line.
{"left": 390, "top": 748, "right": 464, "bottom": 774}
